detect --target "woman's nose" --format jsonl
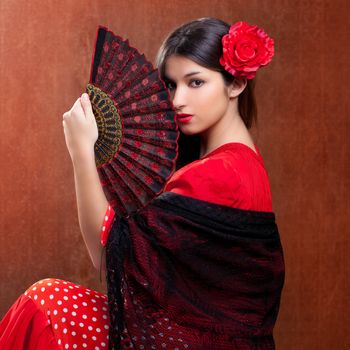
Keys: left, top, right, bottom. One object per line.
{"left": 171, "top": 88, "right": 186, "bottom": 111}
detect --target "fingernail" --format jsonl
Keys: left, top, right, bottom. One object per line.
{"left": 82, "top": 93, "right": 89, "bottom": 101}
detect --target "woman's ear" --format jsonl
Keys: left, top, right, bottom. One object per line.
{"left": 228, "top": 77, "right": 247, "bottom": 99}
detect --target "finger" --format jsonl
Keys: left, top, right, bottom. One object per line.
{"left": 80, "top": 93, "right": 95, "bottom": 121}
{"left": 68, "top": 97, "right": 81, "bottom": 113}
{"left": 71, "top": 97, "right": 85, "bottom": 119}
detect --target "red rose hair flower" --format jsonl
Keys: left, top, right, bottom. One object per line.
{"left": 219, "top": 21, "right": 275, "bottom": 79}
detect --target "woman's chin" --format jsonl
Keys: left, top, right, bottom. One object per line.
{"left": 178, "top": 125, "right": 198, "bottom": 136}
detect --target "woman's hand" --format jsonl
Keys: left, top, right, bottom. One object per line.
{"left": 62, "top": 93, "right": 98, "bottom": 162}
{"left": 62, "top": 93, "right": 108, "bottom": 271}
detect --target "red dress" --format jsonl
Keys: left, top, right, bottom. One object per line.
{"left": 0, "top": 142, "right": 273, "bottom": 349}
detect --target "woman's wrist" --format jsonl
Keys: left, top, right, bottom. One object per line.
{"left": 70, "top": 146, "right": 96, "bottom": 166}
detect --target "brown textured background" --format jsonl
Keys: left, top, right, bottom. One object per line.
{"left": 0, "top": 0, "right": 349, "bottom": 349}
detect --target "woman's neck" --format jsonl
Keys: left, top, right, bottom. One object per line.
{"left": 199, "top": 112, "right": 254, "bottom": 158}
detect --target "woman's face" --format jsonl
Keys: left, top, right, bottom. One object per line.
{"left": 164, "top": 55, "right": 237, "bottom": 136}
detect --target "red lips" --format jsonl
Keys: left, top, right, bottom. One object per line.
{"left": 176, "top": 113, "right": 193, "bottom": 123}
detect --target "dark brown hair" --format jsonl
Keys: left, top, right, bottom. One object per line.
{"left": 156, "top": 17, "right": 257, "bottom": 169}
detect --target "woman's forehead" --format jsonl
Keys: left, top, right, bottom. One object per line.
{"left": 164, "top": 55, "right": 208, "bottom": 79}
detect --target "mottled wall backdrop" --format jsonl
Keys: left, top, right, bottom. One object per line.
{"left": 0, "top": 0, "right": 349, "bottom": 349}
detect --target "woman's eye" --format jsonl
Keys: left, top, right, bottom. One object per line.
{"left": 190, "top": 79, "right": 204, "bottom": 88}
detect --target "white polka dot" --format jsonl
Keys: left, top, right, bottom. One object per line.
{"left": 32, "top": 287, "right": 37, "bottom": 291}
{"left": 73, "top": 304, "right": 78, "bottom": 309}
{"left": 82, "top": 334, "right": 87, "bottom": 339}
{"left": 58, "top": 339, "right": 61, "bottom": 345}
{"left": 49, "top": 294, "right": 54, "bottom": 300}
{"left": 83, "top": 344, "right": 87, "bottom": 348}
{"left": 70, "top": 321, "right": 75, "bottom": 326}
{"left": 82, "top": 314, "right": 87, "bottom": 319}
{"left": 102, "top": 226, "right": 106, "bottom": 231}
{"left": 40, "top": 300, "right": 45, "bottom": 305}
{"left": 53, "top": 310, "right": 58, "bottom": 315}
{"left": 61, "top": 317, "right": 66, "bottom": 323}
{"left": 91, "top": 299, "right": 97, "bottom": 303}
{"left": 101, "top": 343, "right": 106, "bottom": 347}
{"left": 63, "top": 308, "right": 68, "bottom": 313}
{"left": 72, "top": 295, "right": 78, "bottom": 300}
{"left": 102, "top": 315, "right": 107, "bottom": 319}
{"left": 105, "top": 215, "right": 108, "bottom": 221}
{"left": 57, "top": 300, "right": 62, "bottom": 305}
{"left": 72, "top": 331, "right": 76, "bottom": 336}
{"left": 33, "top": 295, "right": 38, "bottom": 300}
{"left": 78, "top": 293, "right": 83, "bottom": 297}
{"left": 88, "top": 326, "right": 93, "bottom": 331}
{"left": 47, "top": 282, "right": 52, "bottom": 286}
{"left": 54, "top": 324, "right": 58, "bottom": 330}
{"left": 63, "top": 328, "right": 67, "bottom": 334}
{"left": 64, "top": 288, "right": 69, "bottom": 292}
{"left": 41, "top": 287, "right": 45, "bottom": 292}
{"left": 93, "top": 307, "right": 98, "bottom": 312}
{"left": 72, "top": 311, "right": 77, "bottom": 316}
{"left": 96, "top": 328, "right": 101, "bottom": 333}
{"left": 102, "top": 307, "right": 107, "bottom": 311}
{"left": 79, "top": 323, "right": 84, "bottom": 327}
{"left": 63, "top": 296, "right": 68, "bottom": 301}
{"left": 65, "top": 344, "right": 69, "bottom": 349}
{"left": 92, "top": 317, "right": 97, "bottom": 322}
{"left": 82, "top": 302, "right": 88, "bottom": 306}
{"left": 73, "top": 345, "right": 77, "bottom": 349}
{"left": 92, "top": 336, "right": 97, "bottom": 341}
{"left": 47, "top": 310, "right": 50, "bottom": 315}
{"left": 104, "top": 325, "right": 109, "bottom": 330}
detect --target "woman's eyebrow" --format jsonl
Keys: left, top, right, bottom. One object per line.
{"left": 164, "top": 71, "right": 202, "bottom": 81}
{"left": 184, "top": 71, "right": 202, "bottom": 77}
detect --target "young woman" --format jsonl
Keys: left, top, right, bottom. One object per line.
{"left": 0, "top": 17, "right": 284, "bottom": 350}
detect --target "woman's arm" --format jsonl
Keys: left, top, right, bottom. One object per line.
{"left": 62, "top": 93, "right": 107, "bottom": 271}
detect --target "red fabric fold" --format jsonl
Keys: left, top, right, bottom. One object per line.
{"left": 0, "top": 294, "right": 60, "bottom": 350}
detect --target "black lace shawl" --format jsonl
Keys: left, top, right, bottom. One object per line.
{"left": 106, "top": 192, "right": 285, "bottom": 349}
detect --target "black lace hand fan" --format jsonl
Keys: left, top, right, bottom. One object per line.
{"left": 86, "top": 26, "right": 179, "bottom": 217}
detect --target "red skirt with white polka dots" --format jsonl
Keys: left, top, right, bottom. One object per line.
{"left": 0, "top": 278, "right": 110, "bottom": 349}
